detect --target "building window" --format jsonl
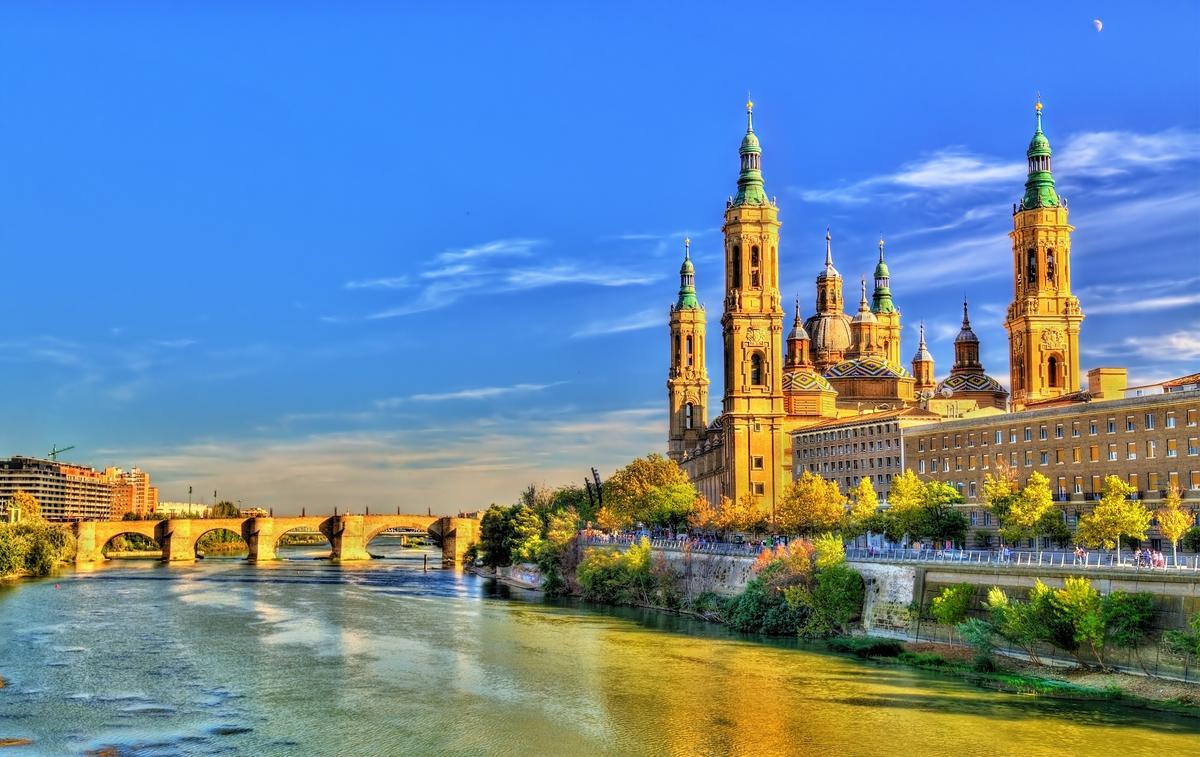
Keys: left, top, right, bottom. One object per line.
{"left": 1055, "top": 449, "right": 1064, "bottom": 465}
{"left": 1149, "top": 472, "right": 1159, "bottom": 492}
{"left": 1039, "top": 451, "right": 1049, "bottom": 466}
{"left": 752, "top": 456, "right": 764, "bottom": 470}
{"left": 1055, "top": 424, "right": 1064, "bottom": 439}
{"left": 1107, "top": 444, "right": 1117, "bottom": 461}
{"left": 1024, "top": 427, "right": 1032, "bottom": 442}
{"left": 1107, "top": 419, "right": 1116, "bottom": 434}
{"left": 1147, "top": 440, "right": 1158, "bottom": 458}
{"left": 1039, "top": 425, "right": 1048, "bottom": 441}
{"left": 750, "top": 246, "right": 761, "bottom": 288}
{"left": 1190, "top": 471, "right": 1200, "bottom": 490}
{"left": 1091, "top": 475, "right": 1102, "bottom": 494}
{"left": 753, "top": 482, "right": 765, "bottom": 495}
{"left": 969, "top": 481, "right": 977, "bottom": 499}
{"left": 1010, "top": 430, "right": 1018, "bottom": 444}
{"left": 1166, "top": 412, "right": 1176, "bottom": 429}
{"left": 1127, "top": 442, "right": 1137, "bottom": 460}
{"left": 918, "top": 459, "right": 926, "bottom": 474}
{"left": 750, "top": 353, "right": 764, "bottom": 386}
{"left": 1073, "top": 476, "right": 1083, "bottom": 494}
{"left": 1072, "top": 447, "right": 1081, "bottom": 464}
{"left": 1026, "top": 249, "right": 1037, "bottom": 284}
{"left": 1126, "top": 416, "right": 1136, "bottom": 432}
{"left": 1187, "top": 409, "right": 1197, "bottom": 427}
{"left": 995, "top": 430, "right": 1003, "bottom": 445}
{"left": 1089, "top": 445, "right": 1099, "bottom": 463}
{"left": 1188, "top": 437, "right": 1199, "bottom": 456}
{"left": 684, "top": 403, "right": 694, "bottom": 430}
{"left": 732, "top": 246, "right": 742, "bottom": 289}
{"left": 970, "top": 511, "right": 978, "bottom": 526}
{"left": 1071, "top": 422, "right": 1080, "bottom": 438}
{"left": 1167, "top": 439, "right": 1178, "bottom": 458}
{"left": 1146, "top": 413, "right": 1156, "bottom": 430}
{"left": 1089, "top": 421, "right": 1097, "bottom": 436}
{"left": 685, "top": 335, "right": 694, "bottom": 367}
{"left": 1047, "top": 356, "right": 1060, "bottom": 388}
{"left": 1024, "top": 451, "right": 1033, "bottom": 467}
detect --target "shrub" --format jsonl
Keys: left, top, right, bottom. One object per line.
{"left": 1181, "top": 527, "right": 1200, "bottom": 554}
{"left": 724, "top": 577, "right": 805, "bottom": 634}
{"left": 898, "top": 651, "right": 949, "bottom": 668}
{"left": 0, "top": 522, "right": 76, "bottom": 577}
{"left": 789, "top": 564, "right": 865, "bottom": 637}
{"left": 1102, "top": 591, "right": 1155, "bottom": 669}
{"left": 931, "top": 584, "right": 974, "bottom": 626}
{"left": 956, "top": 617, "right": 998, "bottom": 671}
{"left": 826, "top": 636, "right": 904, "bottom": 658}
{"left": 575, "top": 538, "right": 654, "bottom": 606}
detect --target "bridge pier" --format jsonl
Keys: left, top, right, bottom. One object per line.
{"left": 329, "top": 515, "right": 371, "bottom": 562}
{"left": 160, "top": 519, "right": 198, "bottom": 562}
{"left": 74, "top": 521, "right": 101, "bottom": 564}
{"left": 437, "top": 516, "right": 479, "bottom": 568}
{"left": 243, "top": 517, "right": 276, "bottom": 562}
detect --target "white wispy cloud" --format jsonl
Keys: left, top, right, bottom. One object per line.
{"left": 571, "top": 307, "right": 663, "bottom": 339}
{"left": 434, "top": 238, "right": 542, "bottom": 263}
{"left": 348, "top": 235, "right": 662, "bottom": 321}
{"left": 344, "top": 276, "right": 412, "bottom": 290}
{"left": 1080, "top": 276, "right": 1200, "bottom": 315}
{"left": 796, "top": 127, "right": 1200, "bottom": 205}
{"left": 1084, "top": 324, "right": 1200, "bottom": 361}
{"left": 375, "top": 381, "right": 564, "bottom": 406}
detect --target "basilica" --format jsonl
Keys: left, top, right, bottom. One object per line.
{"left": 667, "top": 100, "right": 1083, "bottom": 509}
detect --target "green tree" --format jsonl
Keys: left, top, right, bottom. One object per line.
{"left": 506, "top": 505, "right": 544, "bottom": 564}
{"left": 913, "top": 481, "right": 968, "bottom": 545}
{"left": 776, "top": 471, "right": 844, "bottom": 536}
{"left": 1182, "top": 526, "right": 1200, "bottom": 554}
{"left": 1156, "top": 487, "right": 1192, "bottom": 565}
{"left": 793, "top": 564, "right": 865, "bottom": 637}
{"left": 931, "top": 584, "right": 974, "bottom": 626}
{"left": 603, "top": 454, "right": 692, "bottom": 526}
{"left": 1050, "top": 576, "right": 1105, "bottom": 666}
{"left": 687, "top": 496, "right": 717, "bottom": 531}
{"left": 1102, "top": 591, "right": 1155, "bottom": 671}
{"left": 884, "top": 469, "right": 927, "bottom": 544}
{"left": 845, "top": 477, "right": 879, "bottom": 536}
{"left": 6, "top": 491, "right": 41, "bottom": 522}
{"left": 638, "top": 482, "right": 697, "bottom": 530}
{"left": 517, "top": 483, "right": 556, "bottom": 515}
{"left": 210, "top": 500, "right": 240, "bottom": 518}
{"left": 550, "top": 485, "right": 592, "bottom": 521}
{"left": 811, "top": 532, "right": 845, "bottom": 570}
{"left": 1076, "top": 476, "right": 1150, "bottom": 564}
{"left": 981, "top": 463, "right": 1019, "bottom": 544}
{"left": 1005, "top": 471, "right": 1056, "bottom": 543}
{"left": 478, "top": 504, "right": 512, "bottom": 567}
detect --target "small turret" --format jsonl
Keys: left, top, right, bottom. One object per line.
{"left": 911, "top": 322, "right": 936, "bottom": 393}
{"left": 951, "top": 299, "right": 981, "bottom": 373}
{"left": 1020, "top": 97, "right": 1061, "bottom": 210}
{"left": 871, "top": 235, "right": 897, "bottom": 314}
{"left": 732, "top": 99, "right": 769, "bottom": 207}
{"left": 674, "top": 238, "right": 700, "bottom": 310}
{"left": 786, "top": 298, "right": 811, "bottom": 368}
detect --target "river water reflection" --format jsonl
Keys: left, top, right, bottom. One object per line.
{"left": 1, "top": 539, "right": 1197, "bottom": 755}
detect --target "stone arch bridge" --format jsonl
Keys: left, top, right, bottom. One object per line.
{"left": 73, "top": 514, "right": 479, "bottom": 567}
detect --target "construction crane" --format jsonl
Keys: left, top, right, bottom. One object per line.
{"left": 47, "top": 444, "right": 75, "bottom": 461}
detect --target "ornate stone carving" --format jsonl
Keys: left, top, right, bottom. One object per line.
{"left": 745, "top": 327, "right": 767, "bottom": 346}
{"left": 1013, "top": 331, "right": 1024, "bottom": 354}
{"left": 1040, "top": 329, "right": 1065, "bottom": 351}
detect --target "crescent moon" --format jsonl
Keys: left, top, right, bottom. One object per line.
{"left": 1093, "top": 19, "right": 1103, "bottom": 32}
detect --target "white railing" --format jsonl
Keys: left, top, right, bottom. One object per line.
{"left": 579, "top": 535, "right": 1200, "bottom": 573}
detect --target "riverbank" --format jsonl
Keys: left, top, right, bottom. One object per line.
{"left": 826, "top": 636, "right": 1200, "bottom": 715}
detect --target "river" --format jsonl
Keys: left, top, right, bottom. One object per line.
{"left": 1, "top": 538, "right": 1197, "bottom": 755}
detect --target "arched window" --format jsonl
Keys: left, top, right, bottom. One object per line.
{"left": 1045, "top": 249, "right": 1056, "bottom": 284}
{"left": 750, "top": 246, "right": 761, "bottom": 288}
{"left": 732, "top": 246, "right": 742, "bottom": 289}
{"left": 1016, "top": 361, "right": 1025, "bottom": 391}
{"left": 1026, "top": 249, "right": 1037, "bottom": 284}
{"left": 685, "top": 335, "right": 694, "bottom": 366}
{"left": 673, "top": 334, "right": 680, "bottom": 369}
{"left": 1048, "top": 356, "right": 1060, "bottom": 388}
{"left": 684, "top": 403, "right": 694, "bottom": 430}
{"left": 750, "top": 353, "right": 764, "bottom": 386}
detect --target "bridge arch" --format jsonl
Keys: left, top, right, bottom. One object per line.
{"left": 191, "top": 524, "right": 248, "bottom": 559}
{"left": 271, "top": 519, "right": 334, "bottom": 561}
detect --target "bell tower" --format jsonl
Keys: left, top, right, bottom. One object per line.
{"left": 720, "top": 99, "right": 784, "bottom": 507}
{"left": 667, "top": 239, "right": 709, "bottom": 461}
{"left": 1005, "top": 99, "right": 1084, "bottom": 409}
{"left": 872, "top": 236, "right": 902, "bottom": 367}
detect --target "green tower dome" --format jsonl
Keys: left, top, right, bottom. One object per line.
{"left": 871, "top": 236, "right": 897, "bottom": 314}
{"left": 1021, "top": 100, "right": 1061, "bottom": 210}
{"left": 675, "top": 238, "right": 699, "bottom": 310}
{"left": 732, "top": 99, "right": 769, "bottom": 207}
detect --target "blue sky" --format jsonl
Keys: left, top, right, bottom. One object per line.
{"left": 1, "top": 3, "right": 1197, "bottom": 513}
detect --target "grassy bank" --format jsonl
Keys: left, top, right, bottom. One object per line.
{"left": 824, "top": 635, "right": 1200, "bottom": 714}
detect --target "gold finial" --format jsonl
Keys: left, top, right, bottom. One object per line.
{"left": 684, "top": 237, "right": 690, "bottom": 257}
{"left": 746, "top": 93, "right": 754, "bottom": 113}
{"left": 1035, "top": 90, "right": 1043, "bottom": 112}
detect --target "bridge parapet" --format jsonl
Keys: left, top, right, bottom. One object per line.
{"left": 72, "top": 512, "right": 479, "bottom": 566}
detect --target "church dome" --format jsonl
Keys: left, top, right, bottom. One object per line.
{"left": 783, "top": 370, "right": 835, "bottom": 394}
{"left": 804, "top": 313, "right": 852, "bottom": 352}
{"left": 825, "top": 356, "right": 911, "bottom": 380}
{"left": 936, "top": 372, "right": 1008, "bottom": 396}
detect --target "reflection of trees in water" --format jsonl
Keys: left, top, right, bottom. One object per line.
{"left": 197, "top": 529, "right": 246, "bottom": 554}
